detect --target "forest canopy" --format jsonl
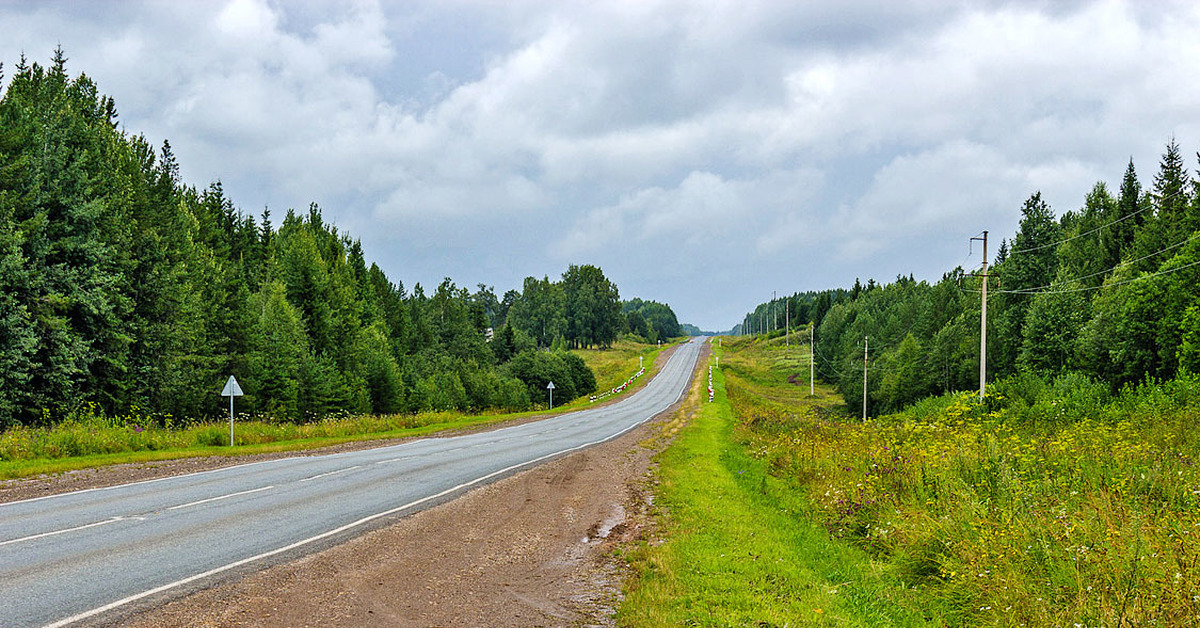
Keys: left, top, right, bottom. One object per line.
{"left": 740, "top": 139, "right": 1200, "bottom": 415}
{"left": 0, "top": 52, "right": 676, "bottom": 428}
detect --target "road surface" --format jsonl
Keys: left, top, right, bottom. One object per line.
{"left": 0, "top": 337, "right": 704, "bottom": 628}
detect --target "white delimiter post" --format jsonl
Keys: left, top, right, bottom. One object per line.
{"left": 810, "top": 325, "right": 815, "bottom": 397}
{"left": 979, "top": 231, "right": 988, "bottom": 402}
{"left": 862, "top": 335, "right": 868, "bottom": 420}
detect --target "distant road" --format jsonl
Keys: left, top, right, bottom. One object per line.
{"left": 0, "top": 337, "right": 705, "bottom": 628}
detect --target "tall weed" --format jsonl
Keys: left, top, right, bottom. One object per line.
{"left": 724, "top": 338, "right": 1200, "bottom": 626}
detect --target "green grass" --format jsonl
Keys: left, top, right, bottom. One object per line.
{"left": 620, "top": 342, "right": 927, "bottom": 626}
{"left": 0, "top": 338, "right": 675, "bottom": 480}
{"left": 627, "top": 334, "right": 1200, "bottom": 626}
{"left": 572, "top": 337, "right": 668, "bottom": 402}
{"left": 0, "top": 409, "right": 531, "bottom": 480}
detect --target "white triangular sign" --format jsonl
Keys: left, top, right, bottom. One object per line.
{"left": 221, "top": 375, "right": 244, "bottom": 397}
{"left": 546, "top": 381, "right": 555, "bottom": 390}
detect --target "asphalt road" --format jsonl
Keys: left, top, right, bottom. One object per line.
{"left": 0, "top": 337, "right": 704, "bottom": 628}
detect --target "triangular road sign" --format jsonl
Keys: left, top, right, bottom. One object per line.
{"left": 221, "top": 375, "right": 244, "bottom": 397}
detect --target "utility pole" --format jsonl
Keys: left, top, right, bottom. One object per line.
{"left": 771, "top": 291, "right": 776, "bottom": 333}
{"left": 810, "top": 324, "right": 815, "bottom": 397}
{"left": 971, "top": 231, "right": 989, "bottom": 402}
{"left": 862, "top": 335, "right": 869, "bottom": 420}
{"left": 785, "top": 297, "right": 790, "bottom": 349}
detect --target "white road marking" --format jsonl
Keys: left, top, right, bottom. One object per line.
{"left": 165, "top": 486, "right": 274, "bottom": 511}
{"left": 0, "top": 458, "right": 281, "bottom": 507}
{"left": 39, "top": 340, "right": 702, "bottom": 628}
{"left": 299, "top": 466, "right": 361, "bottom": 482}
{"left": 0, "top": 516, "right": 127, "bottom": 548}
{"left": 41, "top": 386, "right": 679, "bottom": 628}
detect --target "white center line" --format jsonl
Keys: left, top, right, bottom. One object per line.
{"left": 166, "top": 486, "right": 274, "bottom": 511}
{"left": 375, "top": 455, "right": 419, "bottom": 465}
{"left": 0, "top": 516, "right": 128, "bottom": 548}
{"left": 299, "top": 466, "right": 361, "bottom": 482}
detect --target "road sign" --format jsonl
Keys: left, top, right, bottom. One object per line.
{"left": 547, "top": 381, "right": 555, "bottom": 409}
{"left": 221, "top": 375, "right": 243, "bottom": 397}
{"left": 221, "top": 376, "right": 242, "bottom": 446}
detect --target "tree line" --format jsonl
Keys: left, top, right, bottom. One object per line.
{"left": 739, "top": 138, "right": 1200, "bottom": 414}
{"left": 622, "top": 298, "right": 681, "bottom": 343}
{"left": 0, "top": 52, "right": 676, "bottom": 427}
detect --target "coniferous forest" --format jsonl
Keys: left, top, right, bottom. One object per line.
{"left": 742, "top": 138, "right": 1200, "bottom": 415}
{"left": 0, "top": 52, "right": 657, "bottom": 428}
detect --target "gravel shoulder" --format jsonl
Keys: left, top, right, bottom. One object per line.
{"left": 12, "top": 342, "right": 706, "bottom": 627}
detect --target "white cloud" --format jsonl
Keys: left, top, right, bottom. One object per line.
{"left": 3, "top": 0, "right": 1200, "bottom": 330}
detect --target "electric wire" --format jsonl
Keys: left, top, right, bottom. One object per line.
{"left": 999, "top": 257, "right": 1200, "bottom": 296}
{"left": 959, "top": 229, "right": 1200, "bottom": 296}
{"left": 1006, "top": 187, "right": 1189, "bottom": 256}
{"left": 1002, "top": 230, "right": 1200, "bottom": 294}
{"left": 741, "top": 187, "right": 1195, "bottom": 380}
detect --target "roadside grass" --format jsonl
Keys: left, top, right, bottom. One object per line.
{"left": 0, "top": 338, "right": 671, "bottom": 480}
{"left": 787, "top": 376, "right": 1200, "bottom": 627}
{"left": 620, "top": 339, "right": 928, "bottom": 627}
{"left": 573, "top": 337, "right": 665, "bottom": 401}
{"left": 0, "top": 409, "right": 530, "bottom": 480}
{"left": 634, "top": 334, "right": 1200, "bottom": 626}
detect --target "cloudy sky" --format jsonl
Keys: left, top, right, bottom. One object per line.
{"left": 2, "top": 0, "right": 1199, "bottom": 331}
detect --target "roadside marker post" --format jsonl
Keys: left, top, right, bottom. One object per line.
{"left": 221, "top": 376, "right": 244, "bottom": 446}
{"left": 547, "top": 380, "right": 555, "bottom": 410}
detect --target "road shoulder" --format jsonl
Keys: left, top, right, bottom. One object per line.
{"left": 114, "top": 342, "right": 707, "bottom": 627}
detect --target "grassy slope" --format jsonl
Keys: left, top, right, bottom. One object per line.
{"left": 573, "top": 337, "right": 661, "bottom": 397}
{"left": 0, "top": 338, "right": 674, "bottom": 480}
{"left": 620, "top": 339, "right": 926, "bottom": 627}
{"left": 625, "top": 334, "right": 1200, "bottom": 626}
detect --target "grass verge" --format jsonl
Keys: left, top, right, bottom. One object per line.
{"left": 0, "top": 339, "right": 674, "bottom": 480}
{"left": 626, "top": 334, "right": 1200, "bottom": 626}
{"left": 619, "top": 342, "right": 927, "bottom": 626}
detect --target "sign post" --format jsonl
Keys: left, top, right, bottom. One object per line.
{"left": 547, "top": 380, "right": 555, "bottom": 410}
{"left": 221, "top": 375, "right": 243, "bottom": 447}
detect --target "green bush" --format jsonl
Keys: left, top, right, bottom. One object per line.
{"left": 503, "top": 349, "right": 598, "bottom": 406}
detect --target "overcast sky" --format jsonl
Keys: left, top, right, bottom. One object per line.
{"left": 3, "top": 0, "right": 1199, "bottom": 331}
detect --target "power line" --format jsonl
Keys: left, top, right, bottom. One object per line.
{"left": 1002, "top": 230, "right": 1200, "bottom": 294}
{"left": 1000, "top": 257, "right": 1200, "bottom": 296}
{"left": 1006, "top": 187, "right": 1190, "bottom": 256}
{"left": 959, "top": 230, "right": 985, "bottom": 268}
{"left": 1007, "top": 203, "right": 1153, "bottom": 255}
{"left": 959, "top": 229, "right": 1200, "bottom": 296}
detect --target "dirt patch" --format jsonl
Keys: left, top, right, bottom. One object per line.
{"left": 787, "top": 373, "right": 809, "bottom": 386}
{"left": 80, "top": 342, "right": 707, "bottom": 627}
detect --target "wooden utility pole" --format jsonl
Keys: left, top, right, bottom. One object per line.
{"left": 785, "top": 297, "right": 790, "bottom": 349}
{"left": 971, "top": 231, "right": 989, "bottom": 401}
{"left": 810, "top": 325, "right": 815, "bottom": 397}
